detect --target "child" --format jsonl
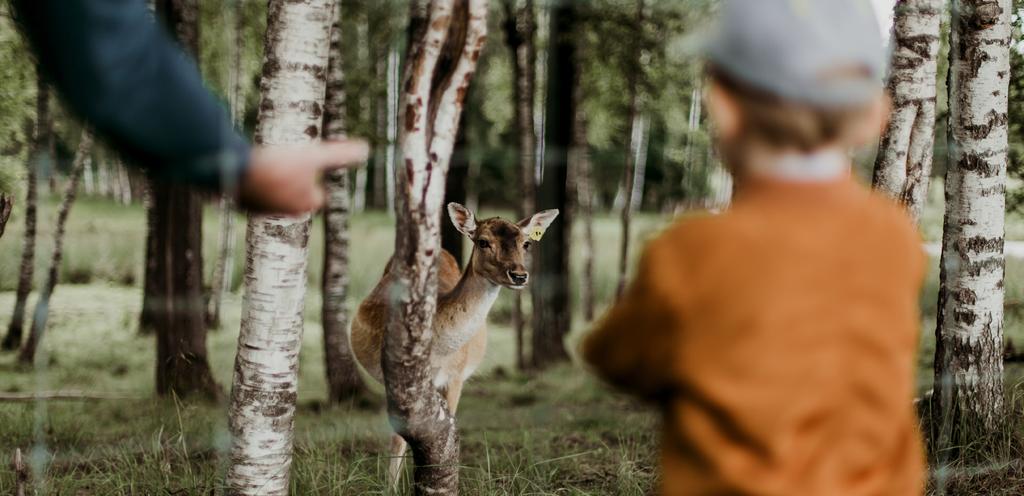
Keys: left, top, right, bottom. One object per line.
{"left": 583, "top": 0, "right": 926, "bottom": 494}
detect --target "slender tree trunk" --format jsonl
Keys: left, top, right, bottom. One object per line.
{"left": 97, "top": 154, "right": 112, "bottom": 199}
{"left": 350, "top": 18, "right": 370, "bottom": 213}
{"left": 505, "top": 0, "right": 536, "bottom": 371}
{"left": 19, "top": 132, "right": 93, "bottom": 365}
{"left": 573, "top": 85, "right": 595, "bottom": 323}
{"left": 615, "top": 0, "right": 647, "bottom": 299}
{"left": 226, "top": 0, "right": 333, "bottom": 492}
{"left": 139, "top": 181, "right": 158, "bottom": 334}
{"left": 371, "top": 22, "right": 387, "bottom": 211}
{"left": 117, "top": 159, "right": 132, "bottom": 205}
{"left": 322, "top": 0, "right": 365, "bottom": 403}
{"left": 531, "top": 1, "right": 574, "bottom": 369}
{"left": 385, "top": 1, "right": 487, "bottom": 492}
{"left": 148, "top": 0, "right": 221, "bottom": 401}
{"left": 683, "top": 77, "right": 702, "bottom": 204}
{"left": 0, "top": 193, "right": 11, "bottom": 240}
{"left": 385, "top": 44, "right": 399, "bottom": 216}
{"left": 207, "top": 0, "right": 246, "bottom": 329}
{"left": 872, "top": 0, "right": 941, "bottom": 223}
{"left": 3, "top": 74, "right": 47, "bottom": 351}
{"left": 933, "top": 0, "right": 1010, "bottom": 449}
{"left": 83, "top": 155, "right": 95, "bottom": 196}
{"left": 629, "top": 114, "right": 650, "bottom": 212}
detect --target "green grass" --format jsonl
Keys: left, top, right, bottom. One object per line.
{"left": 0, "top": 194, "right": 664, "bottom": 494}
{"left": 0, "top": 284, "right": 658, "bottom": 494}
{"left": 2, "top": 190, "right": 1024, "bottom": 494}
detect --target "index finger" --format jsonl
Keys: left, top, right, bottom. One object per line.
{"left": 315, "top": 139, "right": 370, "bottom": 170}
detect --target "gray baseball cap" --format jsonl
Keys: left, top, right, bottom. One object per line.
{"left": 702, "top": 0, "right": 886, "bottom": 107}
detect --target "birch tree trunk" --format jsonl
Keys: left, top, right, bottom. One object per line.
{"left": 3, "top": 73, "right": 47, "bottom": 351}
{"left": 207, "top": 0, "right": 246, "bottom": 330}
{"left": 933, "top": 0, "right": 1010, "bottom": 447}
{"left": 117, "top": 159, "right": 132, "bottom": 205}
{"left": 531, "top": 0, "right": 574, "bottom": 369}
{"left": 871, "top": 0, "right": 942, "bottom": 223}
{"left": 226, "top": 0, "right": 333, "bottom": 492}
{"left": 386, "top": 43, "right": 399, "bottom": 216}
{"left": 19, "top": 132, "right": 93, "bottom": 365}
{"left": 385, "top": 1, "right": 487, "bottom": 492}
{"left": 354, "top": 20, "right": 371, "bottom": 213}
{"left": 504, "top": 0, "right": 536, "bottom": 372}
{"left": 322, "top": 0, "right": 365, "bottom": 403}
{"left": 616, "top": 0, "right": 647, "bottom": 299}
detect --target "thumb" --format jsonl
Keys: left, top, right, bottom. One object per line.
{"left": 313, "top": 139, "right": 370, "bottom": 171}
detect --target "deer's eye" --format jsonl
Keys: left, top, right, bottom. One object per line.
{"left": 476, "top": 239, "right": 491, "bottom": 250}
{"left": 523, "top": 241, "right": 532, "bottom": 251}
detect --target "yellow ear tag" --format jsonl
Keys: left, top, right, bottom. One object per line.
{"left": 530, "top": 229, "right": 544, "bottom": 241}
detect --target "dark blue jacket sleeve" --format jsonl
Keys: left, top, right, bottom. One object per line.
{"left": 12, "top": 0, "right": 249, "bottom": 191}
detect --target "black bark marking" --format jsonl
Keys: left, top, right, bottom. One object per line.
{"left": 959, "top": 235, "right": 1004, "bottom": 255}
{"left": 265, "top": 222, "right": 310, "bottom": 248}
{"left": 959, "top": 152, "right": 1000, "bottom": 177}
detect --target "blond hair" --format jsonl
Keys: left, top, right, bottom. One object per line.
{"left": 708, "top": 65, "right": 879, "bottom": 152}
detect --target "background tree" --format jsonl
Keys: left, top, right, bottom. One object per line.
{"left": 3, "top": 73, "right": 47, "bottom": 350}
{"left": 149, "top": 0, "right": 220, "bottom": 401}
{"left": 225, "top": 0, "right": 334, "bottom": 492}
{"left": 504, "top": 0, "right": 536, "bottom": 371}
{"left": 383, "top": 0, "right": 487, "bottom": 491}
{"left": 206, "top": 0, "right": 246, "bottom": 330}
{"left": 18, "top": 131, "right": 92, "bottom": 364}
{"left": 0, "top": 172, "right": 13, "bottom": 239}
{"left": 872, "top": 0, "right": 942, "bottom": 223}
{"left": 322, "top": 0, "right": 365, "bottom": 404}
{"left": 573, "top": 70, "right": 595, "bottom": 322}
{"left": 531, "top": 0, "right": 574, "bottom": 369}
{"left": 615, "top": 0, "right": 648, "bottom": 298}
{"left": 933, "top": 0, "right": 1011, "bottom": 449}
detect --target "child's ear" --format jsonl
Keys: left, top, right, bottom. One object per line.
{"left": 447, "top": 202, "right": 477, "bottom": 237}
{"left": 707, "top": 81, "right": 741, "bottom": 142}
{"left": 518, "top": 209, "right": 560, "bottom": 241}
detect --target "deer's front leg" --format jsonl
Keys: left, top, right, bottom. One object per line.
{"left": 386, "top": 433, "right": 407, "bottom": 490}
{"left": 445, "top": 378, "right": 465, "bottom": 415}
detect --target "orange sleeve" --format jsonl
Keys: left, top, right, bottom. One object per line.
{"left": 582, "top": 242, "right": 682, "bottom": 400}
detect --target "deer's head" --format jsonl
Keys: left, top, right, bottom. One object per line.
{"left": 447, "top": 203, "right": 559, "bottom": 290}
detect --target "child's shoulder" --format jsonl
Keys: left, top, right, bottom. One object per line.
{"left": 645, "top": 211, "right": 733, "bottom": 258}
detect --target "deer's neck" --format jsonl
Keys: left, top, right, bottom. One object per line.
{"left": 432, "top": 254, "right": 500, "bottom": 357}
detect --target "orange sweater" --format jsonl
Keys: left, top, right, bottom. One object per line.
{"left": 583, "top": 176, "right": 926, "bottom": 495}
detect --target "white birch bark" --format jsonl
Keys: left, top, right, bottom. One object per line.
{"left": 934, "top": 0, "right": 1010, "bottom": 440}
{"left": 385, "top": 44, "right": 399, "bottom": 216}
{"left": 629, "top": 113, "right": 649, "bottom": 212}
{"left": 208, "top": 0, "right": 246, "bottom": 329}
{"left": 226, "top": 0, "right": 334, "bottom": 493}
{"left": 385, "top": 1, "right": 488, "bottom": 491}
{"left": 872, "top": 0, "right": 941, "bottom": 223}
{"left": 616, "top": 0, "right": 647, "bottom": 298}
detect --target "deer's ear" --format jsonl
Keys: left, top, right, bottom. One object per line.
{"left": 518, "top": 209, "right": 559, "bottom": 241}
{"left": 447, "top": 202, "right": 477, "bottom": 237}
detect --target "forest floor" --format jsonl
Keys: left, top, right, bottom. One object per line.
{"left": 2, "top": 191, "right": 1024, "bottom": 494}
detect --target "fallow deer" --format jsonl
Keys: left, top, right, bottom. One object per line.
{"left": 348, "top": 202, "right": 559, "bottom": 485}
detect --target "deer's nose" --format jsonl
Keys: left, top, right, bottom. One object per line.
{"left": 508, "top": 270, "right": 529, "bottom": 286}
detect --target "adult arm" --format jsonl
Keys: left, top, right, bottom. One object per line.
{"left": 12, "top": 0, "right": 247, "bottom": 190}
